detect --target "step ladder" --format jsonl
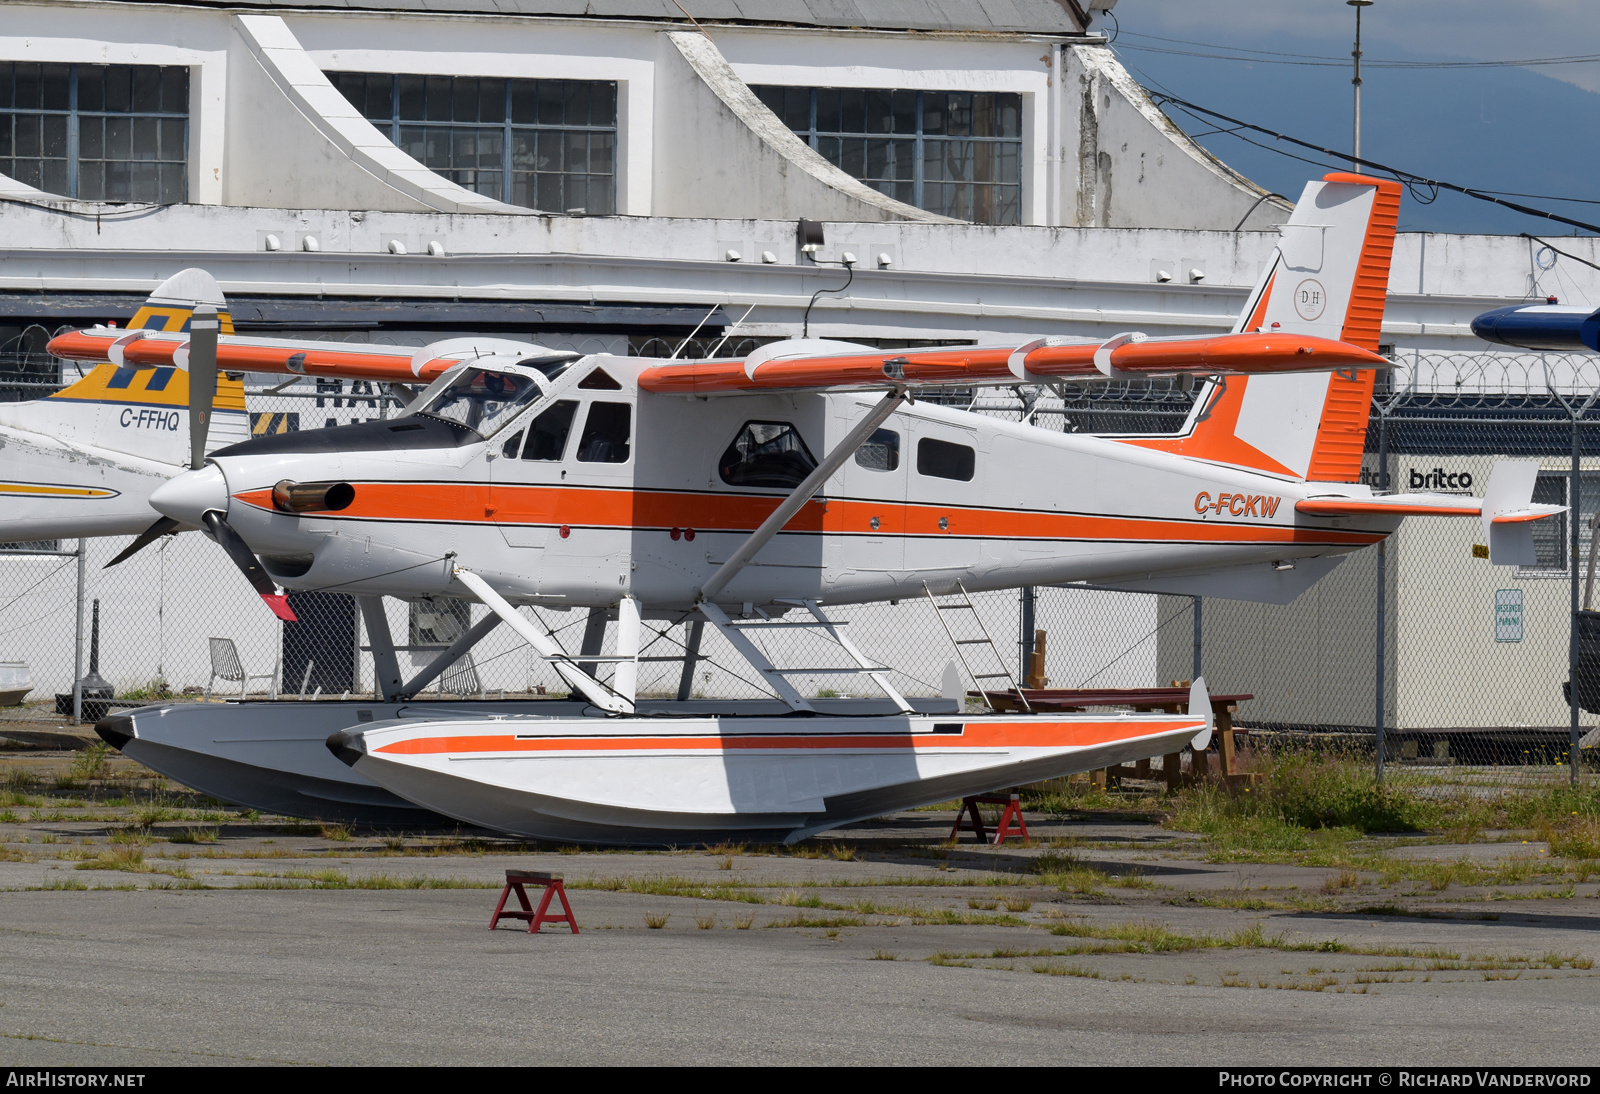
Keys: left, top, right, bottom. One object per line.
{"left": 924, "top": 581, "right": 1031, "bottom": 713}
{"left": 699, "top": 600, "right": 913, "bottom": 714}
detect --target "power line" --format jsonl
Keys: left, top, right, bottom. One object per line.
{"left": 1149, "top": 92, "right": 1600, "bottom": 235}
{"left": 1117, "top": 30, "right": 1600, "bottom": 70}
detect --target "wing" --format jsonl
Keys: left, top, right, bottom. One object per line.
{"left": 46, "top": 328, "right": 545, "bottom": 384}
{"left": 636, "top": 332, "right": 1389, "bottom": 396}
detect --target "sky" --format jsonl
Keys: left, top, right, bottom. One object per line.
{"left": 1107, "top": 1, "right": 1600, "bottom": 234}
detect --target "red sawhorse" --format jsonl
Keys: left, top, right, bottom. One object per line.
{"left": 490, "top": 870, "right": 579, "bottom": 934}
{"left": 949, "top": 793, "right": 1030, "bottom": 845}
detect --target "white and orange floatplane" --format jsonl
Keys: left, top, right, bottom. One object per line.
{"left": 89, "top": 174, "right": 1564, "bottom": 842}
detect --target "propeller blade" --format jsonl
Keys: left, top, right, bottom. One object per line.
{"left": 200, "top": 511, "right": 298, "bottom": 622}
{"left": 188, "top": 304, "right": 219, "bottom": 471}
{"left": 103, "top": 516, "right": 182, "bottom": 568}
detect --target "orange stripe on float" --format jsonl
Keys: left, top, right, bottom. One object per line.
{"left": 374, "top": 718, "right": 1207, "bottom": 756}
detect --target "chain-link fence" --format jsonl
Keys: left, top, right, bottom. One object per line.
{"left": 3, "top": 346, "right": 1596, "bottom": 795}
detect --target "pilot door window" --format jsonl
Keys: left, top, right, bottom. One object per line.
{"left": 576, "top": 402, "right": 631, "bottom": 463}
{"left": 518, "top": 400, "right": 578, "bottom": 461}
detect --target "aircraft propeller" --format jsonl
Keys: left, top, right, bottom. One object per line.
{"left": 107, "top": 306, "right": 299, "bottom": 621}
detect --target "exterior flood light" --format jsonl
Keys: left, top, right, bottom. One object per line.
{"left": 761, "top": 250, "right": 778, "bottom": 264}
{"left": 1155, "top": 269, "right": 1172, "bottom": 283}
{"left": 387, "top": 239, "right": 407, "bottom": 255}
{"left": 725, "top": 249, "right": 742, "bottom": 262}
{"left": 797, "top": 218, "right": 825, "bottom": 254}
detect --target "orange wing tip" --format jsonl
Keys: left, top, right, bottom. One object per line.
{"left": 261, "top": 594, "right": 298, "bottom": 623}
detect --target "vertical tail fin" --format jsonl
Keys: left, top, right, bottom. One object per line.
{"left": 1123, "top": 174, "right": 1401, "bottom": 482}
{"left": 127, "top": 268, "right": 237, "bottom": 334}
{"left": 42, "top": 269, "right": 247, "bottom": 465}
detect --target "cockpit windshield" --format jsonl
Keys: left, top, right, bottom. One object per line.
{"left": 413, "top": 368, "right": 544, "bottom": 438}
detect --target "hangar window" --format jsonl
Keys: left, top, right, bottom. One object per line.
{"left": 330, "top": 73, "right": 616, "bottom": 215}
{"left": 916, "top": 437, "right": 975, "bottom": 482}
{"left": 1513, "top": 471, "right": 1600, "bottom": 577}
{"left": 0, "top": 62, "right": 188, "bottom": 202}
{"left": 753, "top": 86, "right": 1021, "bottom": 225}
{"left": 720, "top": 422, "right": 818, "bottom": 488}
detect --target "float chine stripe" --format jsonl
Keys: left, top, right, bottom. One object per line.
{"left": 374, "top": 718, "right": 1208, "bottom": 756}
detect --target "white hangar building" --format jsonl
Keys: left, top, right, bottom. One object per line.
{"left": 3, "top": 0, "right": 1600, "bottom": 727}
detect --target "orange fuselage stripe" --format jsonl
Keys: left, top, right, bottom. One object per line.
{"left": 234, "top": 484, "right": 1385, "bottom": 547}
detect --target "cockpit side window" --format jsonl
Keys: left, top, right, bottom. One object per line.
{"left": 414, "top": 367, "right": 544, "bottom": 438}
{"left": 719, "top": 421, "right": 818, "bottom": 488}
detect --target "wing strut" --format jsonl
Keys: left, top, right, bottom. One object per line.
{"left": 400, "top": 613, "right": 504, "bottom": 700}
{"left": 454, "top": 567, "right": 634, "bottom": 714}
{"left": 698, "top": 389, "right": 906, "bottom": 603}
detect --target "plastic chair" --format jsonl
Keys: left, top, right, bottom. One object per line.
{"left": 439, "top": 654, "right": 501, "bottom": 699}
{"left": 206, "top": 638, "right": 277, "bottom": 699}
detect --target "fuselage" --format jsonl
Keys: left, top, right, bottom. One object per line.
{"left": 0, "top": 361, "right": 248, "bottom": 542}
{"left": 168, "top": 353, "right": 1395, "bottom": 613}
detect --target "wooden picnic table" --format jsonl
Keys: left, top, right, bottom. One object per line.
{"left": 971, "top": 687, "right": 1255, "bottom": 789}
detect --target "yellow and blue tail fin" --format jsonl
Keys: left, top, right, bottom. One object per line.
{"left": 44, "top": 269, "right": 247, "bottom": 465}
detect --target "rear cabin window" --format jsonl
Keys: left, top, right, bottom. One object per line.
{"left": 521, "top": 400, "right": 578, "bottom": 461}
{"left": 719, "top": 421, "right": 818, "bottom": 488}
{"left": 576, "top": 401, "right": 631, "bottom": 463}
{"left": 855, "top": 429, "right": 900, "bottom": 472}
{"left": 916, "top": 437, "right": 975, "bottom": 481}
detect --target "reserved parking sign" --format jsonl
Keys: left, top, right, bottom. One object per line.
{"left": 1495, "top": 588, "right": 1524, "bottom": 642}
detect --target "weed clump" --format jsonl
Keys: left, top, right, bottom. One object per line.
{"left": 1165, "top": 749, "right": 1433, "bottom": 855}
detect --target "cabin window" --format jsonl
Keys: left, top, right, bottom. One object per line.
{"left": 520, "top": 399, "right": 578, "bottom": 461}
{"left": 855, "top": 429, "right": 900, "bottom": 472}
{"left": 752, "top": 85, "right": 1021, "bottom": 225}
{"left": 916, "top": 437, "right": 975, "bottom": 482}
{"left": 576, "top": 401, "right": 631, "bottom": 463}
{"left": 577, "top": 367, "right": 622, "bottom": 390}
{"left": 329, "top": 73, "right": 616, "bottom": 214}
{"left": 719, "top": 421, "right": 818, "bottom": 488}
{"left": 0, "top": 62, "right": 188, "bottom": 202}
